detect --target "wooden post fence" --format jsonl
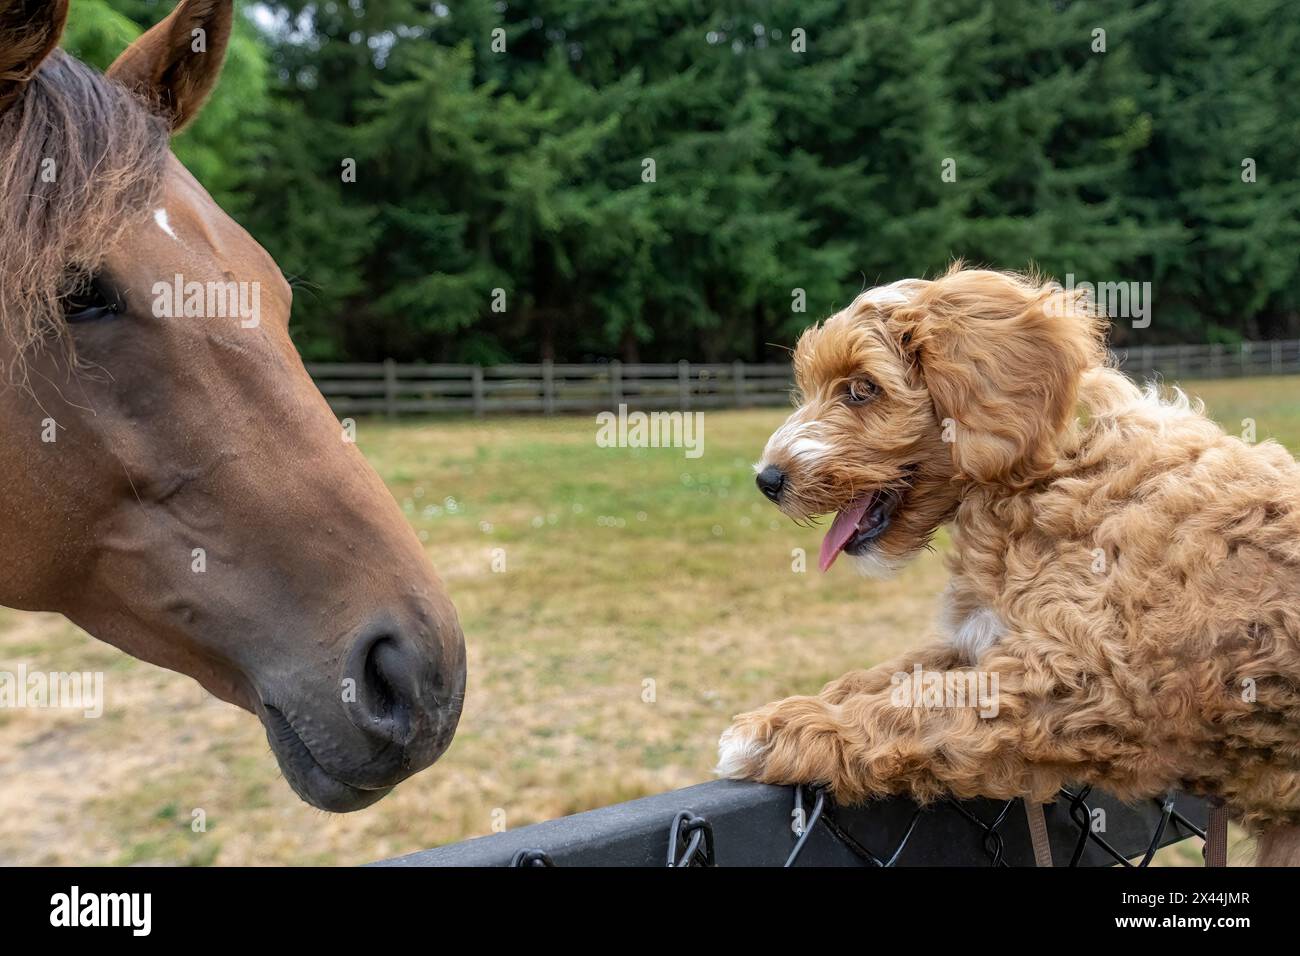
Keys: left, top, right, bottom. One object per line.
{"left": 305, "top": 343, "right": 1300, "bottom": 417}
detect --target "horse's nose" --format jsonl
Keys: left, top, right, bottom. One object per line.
{"left": 344, "top": 625, "right": 443, "bottom": 751}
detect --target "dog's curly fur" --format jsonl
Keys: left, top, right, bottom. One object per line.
{"left": 720, "top": 264, "right": 1300, "bottom": 864}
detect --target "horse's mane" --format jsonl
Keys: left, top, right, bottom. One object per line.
{"left": 0, "top": 49, "right": 169, "bottom": 357}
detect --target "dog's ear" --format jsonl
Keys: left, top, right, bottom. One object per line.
{"left": 890, "top": 268, "right": 1105, "bottom": 486}
{"left": 0, "top": 0, "right": 69, "bottom": 113}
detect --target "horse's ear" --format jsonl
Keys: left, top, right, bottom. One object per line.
{"left": 0, "top": 0, "right": 69, "bottom": 112}
{"left": 106, "top": 0, "right": 232, "bottom": 132}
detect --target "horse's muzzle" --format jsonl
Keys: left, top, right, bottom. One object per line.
{"left": 258, "top": 611, "right": 466, "bottom": 812}
{"left": 342, "top": 618, "right": 466, "bottom": 770}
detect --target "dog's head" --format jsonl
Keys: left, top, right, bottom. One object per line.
{"left": 756, "top": 266, "right": 1106, "bottom": 575}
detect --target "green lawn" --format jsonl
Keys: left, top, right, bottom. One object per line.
{"left": 1, "top": 376, "right": 1292, "bottom": 864}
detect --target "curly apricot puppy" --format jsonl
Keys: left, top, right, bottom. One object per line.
{"left": 720, "top": 265, "right": 1300, "bottom": 865}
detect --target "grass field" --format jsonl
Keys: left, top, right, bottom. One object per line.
{"left": 3, "top": 376, "right": 1294, "bottom": 865}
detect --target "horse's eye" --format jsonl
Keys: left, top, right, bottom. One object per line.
{"left": 845, "top": 378, "right": 878, "bottom": 405}
{"left": 62, "top": 274, "right": 120, "bottom": 323}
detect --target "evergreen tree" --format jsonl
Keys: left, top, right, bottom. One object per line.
{"left": 65, "top": 0, "right": 1300, "bottom": 361}
{"left": 1125, "top": 0, "right": 1300, "bottom": 341}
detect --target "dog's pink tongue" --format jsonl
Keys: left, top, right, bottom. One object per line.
{"left": 819, "top": 501, "right": 871, "bottom": 572}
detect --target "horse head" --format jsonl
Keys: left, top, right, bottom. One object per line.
{"left": 0, "top": 0, "right": 466, "bottom": 811}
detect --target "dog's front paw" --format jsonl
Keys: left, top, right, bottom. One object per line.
{"left": 715, "top": 697, "right": 848, "bottom": 791}
{"left": 715, "top": 715, "right": 773, "bottom": 780}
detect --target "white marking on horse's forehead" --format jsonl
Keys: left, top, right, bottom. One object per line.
{"left": 153, "top": 208, "right": 178, "bottom": 241}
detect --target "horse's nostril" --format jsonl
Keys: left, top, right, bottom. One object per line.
{"left": 362, "top": 638, "right": 410, "bottom": 740}
{"left": 347, "top": 632, "right": 433, "bottom": 750}
{"left": 756, "top": 465, "right": 786, "bottom": 503}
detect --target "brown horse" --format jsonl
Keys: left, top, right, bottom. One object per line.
{"left": 0, "top": 0, "right": 465, "bottom": 811}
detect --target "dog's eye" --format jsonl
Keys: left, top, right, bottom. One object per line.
{"left": 845, "top": 379, "right": 878, "bottom": 405}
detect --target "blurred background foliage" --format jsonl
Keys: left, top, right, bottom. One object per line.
{"left": 62, "top": 0, "right": 1300, "bottom": 362}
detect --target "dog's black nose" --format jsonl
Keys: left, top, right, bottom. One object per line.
{"left": 756, "top": 465, "right": 786, "bottom": 503}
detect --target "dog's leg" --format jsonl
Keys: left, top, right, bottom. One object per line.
{"left": 717, "top": 641, "right": 1070, "bottom": 804}
{"left": 1256, "top": 826, "right": 1300, "bottom": 866}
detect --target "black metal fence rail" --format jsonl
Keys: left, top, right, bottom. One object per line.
{"left": 373, "top": 780, "right": 1208, "bottom": 867}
